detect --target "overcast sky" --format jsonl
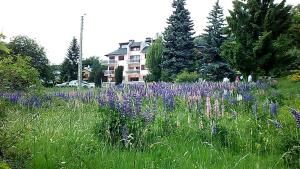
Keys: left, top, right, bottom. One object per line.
{"left": 0, "top": 0, "right": 298, "bottom": 65}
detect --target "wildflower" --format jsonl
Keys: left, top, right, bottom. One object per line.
{"left": 206, "top": 96, "right": 211, "bottom": 118}
{"left": 214, "top": 99, "right": 221, "bottom": 117}
{"left": 211, "top": 121, "right": 217, "bottom": 135}
{"left": 269, "top": 119, "right": 282, "bottom": 128}
{"left": 290, "top": 108, "right": 300, "bottom": 128}
{"left": 269, "top": 102, "right": 278, "bottom": 117}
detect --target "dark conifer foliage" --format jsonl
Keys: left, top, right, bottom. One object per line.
{"left": 161, "top": 0, "right": 196, "bottom": 81}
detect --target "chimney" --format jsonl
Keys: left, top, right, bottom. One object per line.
{"left": 145, "top": 37, "right": 152, "bottom": 43}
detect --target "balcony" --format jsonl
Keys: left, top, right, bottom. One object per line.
{"left": 104, "top": 70, "right": 115, "bottom": 75}
{"left": 102, "top": 60, "right": 117, "bottom": 65}
{"left": 127, "top": 59, "right": 140, "bottom": 64}
{"left": 126, "top": 69, "right": 140, "bottom": 74}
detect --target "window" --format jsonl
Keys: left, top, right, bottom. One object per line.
{"left": 141, "top": 65, "right": 145, "bottom": 70}
{"left": 109, "top": 56, "right": 115, "bottom": 60}
{"left": 130, "top": 55, "right": 140, "bottom": 60}
{"left": 129, "top": 77, "right": 139, "bottom": 81}
{"left": 130, "top": 47, "right": 140, "bottom": 51}
{"left": 136, "top": 66, "right": 140, "bottom": 70}
{"left": 119, "top": 56, "right": 124, "bottom": 61}
{"left": 109, "top": 66, "right": 114, "bottom": 70}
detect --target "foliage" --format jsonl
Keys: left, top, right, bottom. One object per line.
{"left": 8, "top": 35, "right": 52, "bottom": 83}
{"left": 288, "top": 70, "right": 300, "bottom": 82}
{"left": 61, "top": 37, "right": 79, "bottom": 82}
{"left": 175, "top": 70, "right": 199, "bottom": 83}
{"left": 161, "top": 0, "right": 196, "bottom": 81}
{"left": 0, "top": 33, "right": 10, "bottom": 56}
{"left": 146, "top": 37, "right": 163, "bottom": 82}
{"left": 115, "top": 66, "right": 123, "bottom": 85}
{"left": 202, "top": 0, "right": 227, "bottom": 63}
{"left": 226, "top": 0, "right": 292, "bottom": 76}
{"left": 200, "top": 62, "right": 236, "bottom": 81}
{"left": 0, "top": 56, "right": 41, "bottom": 91}
{"left": 84, "top": 56, "right": 106, "bottom": 87}
{"left": 198, "top": 0, "right": 235, "bottom": 81}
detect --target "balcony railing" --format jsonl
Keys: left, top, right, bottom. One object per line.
{"left": 126, "top": 69, "right": 140, "bottom": 74}
{"left": 104, "top": 70, "right": 115, "bottom": 75}
{"left": 102, "top": 60, "right": 117, "bottom": 65}
{"left": 127, "top": 59, "right": 140, "bottom": 64}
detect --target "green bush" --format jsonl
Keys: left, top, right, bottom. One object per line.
{"left": 0, "top": 56, "right": 41, "bottom": 91}
{"left": 175, "top": 70, "right": 200, "bottom": 83}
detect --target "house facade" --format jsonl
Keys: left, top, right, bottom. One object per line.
{"left": 102, "top": 38, "right": 152, "bottom": 83}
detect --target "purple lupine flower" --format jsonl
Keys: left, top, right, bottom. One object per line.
{"left": 22, "top": 96, "right": 42, "bottom": 108}
{"left": 211, "top": 121, "right": 217, "bottom": 135}
{"left": 98, "top": 97, "right": 106, "bottom": 108}
{"left": 269, "top": 119, "right": 282, "bottom": 128}
{"left": 134, "top": 94, "right": 142, "bottom": 116}
{"left": 243, "top": 93, "right": 254, "bottom": 102}
{"left": 290, "top": 108, "right": 300, "bottom": 128}
{"left": 206, "top": 96, "right": 211, "bottom": 118}
{"left": 142, "top": 107, "right": 155, "bottom": 123}
{"left": 107, "top": 90, "right": 115, "bottom": 109}
{"left": 214, "top": 99, "right": 221, "bottom": 117}
{"left": 121, "top": 95, "right": 133, "bottom": 118}
{"left": 270, "top": 102, "right": 278, "bottom": 117}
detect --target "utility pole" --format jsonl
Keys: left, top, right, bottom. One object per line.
{"left": 78, "top": 14, "right": 86, "bottom": 89}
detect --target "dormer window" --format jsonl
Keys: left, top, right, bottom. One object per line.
{"left": 130, "top": 47, "right": 140, "bottom": 51}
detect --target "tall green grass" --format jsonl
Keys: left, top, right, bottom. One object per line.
{"left": 1, "top": 79, "right": 299, "bottom": 169}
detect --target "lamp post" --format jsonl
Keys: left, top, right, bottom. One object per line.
{"left": 78, "top": 13, "right": 86, "bottom": 89}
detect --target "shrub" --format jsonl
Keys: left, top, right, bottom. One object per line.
{"left": 175, "top": 70, "right": 200, "bottom": 83}
{"left": 0, "top": 56, "right": 41, "bottom": 91}
{"left": 288, "top": 70, "right": 300, "bottom": 82}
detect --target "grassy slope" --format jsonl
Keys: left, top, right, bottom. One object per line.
{"left": 2, "top": 79, "right": 300, "bottom": 169}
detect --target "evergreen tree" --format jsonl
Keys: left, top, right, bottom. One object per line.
{"left": 225, "top": 0, "right": 292, "bottom": 76}
{"left": 61, "top": 37, "right": 79, "bottom": 81}
{"left": 202, "top": 0, "right": 226, "bottom": 62}
{"left": 161, "top": 0, "right": 195, "bottom": 81}
{"left": 145, "top": 36, "right": 163, "bottom": 82}
{"left": 115, "top": 66, "right": 123, "bottom": 85}
{"left": 199, "top": 0, "right": 235, "bottom": 81}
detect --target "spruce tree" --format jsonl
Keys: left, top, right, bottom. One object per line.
{"left": 61, "top": 37, "right": 80, "bottom": 81}
{"left": 203, "top": 0, "right": 226, "bottom": 62}
{"left": 200, "top": 0, "right": 235, "bottom": 81}
{"left": 161, "top": 0, "right": 195, "bottom": 81}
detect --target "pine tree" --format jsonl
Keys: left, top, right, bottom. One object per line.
{"left": 161, "top": 0, "right": 195, "bottom": 81}
{"left": 199, "top": 0, "right": 235, "bottom": 81}
{"left": 61, "top": 37, "right": 80, "bottom": 81}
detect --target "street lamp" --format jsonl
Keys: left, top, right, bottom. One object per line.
{"left": 78, "top": 13, "right": 86, "bottom": 89}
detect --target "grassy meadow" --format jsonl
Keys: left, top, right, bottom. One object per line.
{"left": 0, "top": 78, "right": 300, "bottom": 169}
